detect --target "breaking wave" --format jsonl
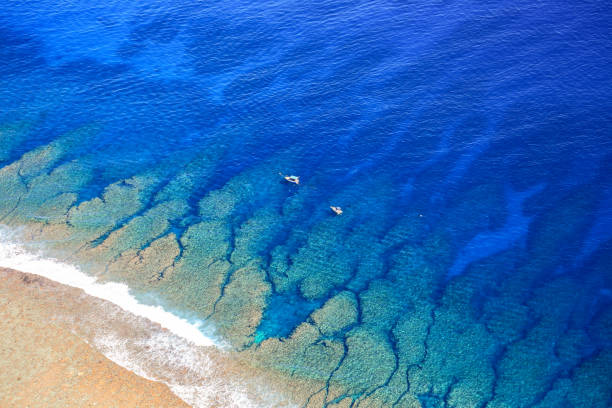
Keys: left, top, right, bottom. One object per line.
{"left": 0, "top": 228, "right": 284, "bottom": 408}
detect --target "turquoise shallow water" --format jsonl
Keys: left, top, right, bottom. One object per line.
{"left": 0, "top": 0, "right": 611, "bottom": 406}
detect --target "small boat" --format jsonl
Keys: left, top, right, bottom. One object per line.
{"left": 281, "top": 174, "right": 300, "bottom": 184}
{"left": 330, "top": 206, "right": 343, "bottom": 215}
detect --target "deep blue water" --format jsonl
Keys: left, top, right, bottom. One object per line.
{"left": 1, "top": 0, "right": 611, "bottom": 406}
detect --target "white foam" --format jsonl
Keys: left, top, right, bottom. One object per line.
{"left": 0, "top": 236, "right": 215, "bottom": 348}
{"left": 93, "top": 331, "right": 268, "bottom": 408}
{"left": 0, "top": 231, "right": 290, "bottom": 407}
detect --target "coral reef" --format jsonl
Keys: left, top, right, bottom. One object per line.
{"left": 0, "top": 126, "right": 610, "bottom": 408}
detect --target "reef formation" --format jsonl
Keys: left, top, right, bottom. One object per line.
{"left": 0, "top": 120, "right": 610, "bottom": 407}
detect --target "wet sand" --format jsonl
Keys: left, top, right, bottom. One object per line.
{"left": 0, "top": 266, "right": 310, "bottom": 408}
{"left": 0, "top": 267, "right": 190, "bottom": 408}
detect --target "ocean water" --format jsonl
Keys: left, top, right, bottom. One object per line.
{"left": 0, "top": 0, "right": 611, "bottom": 406}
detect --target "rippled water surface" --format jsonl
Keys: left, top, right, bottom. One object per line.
{"left": 0, "top": 0, "right": 611, "bottom": 406}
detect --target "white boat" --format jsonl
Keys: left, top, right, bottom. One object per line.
{"left": 330, "top": 206, "right": 343, "bottom": 215}
{"left": 282, "top": 174, "right": 300, "bottom": 185}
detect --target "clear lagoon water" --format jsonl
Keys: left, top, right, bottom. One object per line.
{"left": 0, "top": 0, "right": 611, "bottom": 406}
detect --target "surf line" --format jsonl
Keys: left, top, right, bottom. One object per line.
{"left": 0, "top": 237, "right": 216, "bottom": 348}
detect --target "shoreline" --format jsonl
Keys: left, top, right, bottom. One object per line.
{"left": 0, "top": 238, "right": 218, "bottom": 348}
{"left": 0, "top": 267, "right": 190, "bottom": 408}
{"left": 0, "top": 238, "right": 303, "bottom": 408}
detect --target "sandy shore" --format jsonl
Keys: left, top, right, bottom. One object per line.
{"left": 0, "top": 265, "right": 309, "bottom": 408}
{"left": 0, "top": 267, "right": 190, "bottom": 408}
